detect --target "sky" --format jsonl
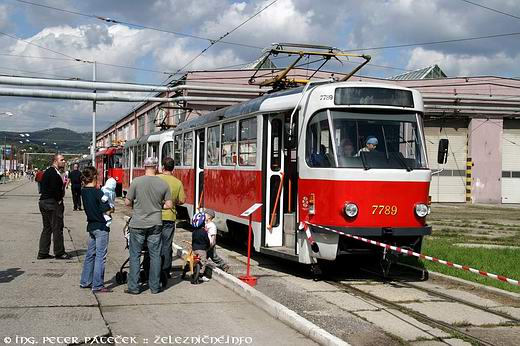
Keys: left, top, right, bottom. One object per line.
{"left": 0, "top": 0, "right": 519, "bottom": 132}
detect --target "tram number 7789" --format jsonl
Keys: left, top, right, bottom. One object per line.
{"left": 371, "top": 205, "right": 398, "bottom": 215}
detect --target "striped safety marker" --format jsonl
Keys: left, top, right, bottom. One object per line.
{"left": 304, "top": 221, "right": 520, "bottom": 287}
{"left": 299, "top": 222, "right": 320, "bottom": 253}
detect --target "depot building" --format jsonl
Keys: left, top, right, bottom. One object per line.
{"left": 96, "top": 65, "right": 520, "bottom": 204}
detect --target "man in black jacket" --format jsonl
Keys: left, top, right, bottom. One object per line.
{"left": 37, "top": 154, "right": 71, "bottom": 260}
{"left": 69, "top": 163, "right": 82, "bottom": 211}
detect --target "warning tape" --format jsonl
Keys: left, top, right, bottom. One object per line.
{"left": 304, "top": 221, "right": 520, "bottom": 287}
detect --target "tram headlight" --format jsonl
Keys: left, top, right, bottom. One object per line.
{"left": 414, "top": 203, "right": 429, "bottom": 218}
{"left": 344, "top": 203, "right": 358, "bottom": 218}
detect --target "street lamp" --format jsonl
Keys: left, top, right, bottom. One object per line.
{"left": 1, "top": 112, "right": 15, "bottom": 182}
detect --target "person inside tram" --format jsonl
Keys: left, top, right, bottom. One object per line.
{"left": 355, "top": 136, "right": 378, "bottom": 157}
{"left": 310, "top": 144, "right": 330, "bottom": 167}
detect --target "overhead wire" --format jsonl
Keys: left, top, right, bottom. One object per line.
{"left": 168, "top": 0, "right": 278, "bottom": 81}
{"left": 458, "top": 0, "right": 520, "bottom": 21}
{"left": 342, "top": 31, "right": 520, "bottom": 52}
{"left": 13, "top": 0, "right": 264, "bottom": 50}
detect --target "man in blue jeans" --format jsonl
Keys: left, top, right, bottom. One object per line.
{"left": 124, "top": 157, "right": 172, "bottom": 294}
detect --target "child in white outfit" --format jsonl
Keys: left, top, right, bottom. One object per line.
{"left": 101, "top": 178, "right": 116, "bottom": 227}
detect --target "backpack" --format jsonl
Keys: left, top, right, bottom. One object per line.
{"left": 35, "top": 171, "right": 44, "bottom": 182}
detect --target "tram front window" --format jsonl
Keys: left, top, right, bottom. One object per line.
{"left": 306, "top": 110, "right": 427, "bottom": 169}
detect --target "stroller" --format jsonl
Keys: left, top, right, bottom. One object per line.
{"left": 115, "top": 217, "right": 168, "bottom": 287}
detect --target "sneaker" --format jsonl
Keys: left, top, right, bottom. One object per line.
{"left": 79, "top": 284, "right": 91, "bottom": 289}
{"left": 124, "top": 289, "right": 140, "bottom": 295}
{"left": 222, "top": 264, "right": 230, "bottom": 273}
{"left": 54, "top": 253, "right": 72, "bottom": 260}
{"left": 93, "top": 287, "right": 112, "bottom": 293}
{"left": 37, "top": 254, "right": 53, "bottom": 260}
{"left": 199, "top": 276, "right": 210, "bottom": 282}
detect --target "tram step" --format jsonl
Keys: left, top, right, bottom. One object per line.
{"left": 260, "top": 246, "right": 298, "bottom": 261}
{"left": 283, "top": 213, "right": 296, "bottom": 234}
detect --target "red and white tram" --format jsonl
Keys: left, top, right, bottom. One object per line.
{"left": 95, "top": 147, "right": 123, "bottom": 196}
{"left": 172, "top": 80, "right": 447, "bottom": 266}
{"left": 122, "top": 130, "right": 174, "bottom": 195}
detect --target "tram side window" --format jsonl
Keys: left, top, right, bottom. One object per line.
{"left": 149, "top": 143, "right": 159, "bottom": 160}
{"left": 138, "top": 144, "right": 145, "bottom": 167}
{"left": 239, "top": 118, "right": 257, "bottom": 166}
{"left": 174, "top": 134, "right": 182, "bottom": 166}
{"left": 162, "top": 141, "right": 173, "bottom": 163}
{"left": 123, "top": 149, "right": 128, "bottom": 168}
{"left": 112, "top": 154, "right": 122, "bottom": 168}
{"left": 221, "top": 122, "right": 237, "bottom": 166}
{"left": 183, "top": 132, "right": 193, "bottom": 166}
{"left": 306, "top": 110, "right": 334, "bottom": 168}
{"left": 207, "top": 125, "right": 220, "bottom": 166}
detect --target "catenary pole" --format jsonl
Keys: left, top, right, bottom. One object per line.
{"left": 91, "top": 61, "right": 96, "bottom": 166}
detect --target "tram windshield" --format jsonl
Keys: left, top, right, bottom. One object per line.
{"left": 306, "top": 110, "right": 427, "bottom": 170}
{"left": 110, "top": 153, "right": 123, "bottom": 168}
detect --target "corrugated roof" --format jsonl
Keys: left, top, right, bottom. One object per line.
{"left": 389, "top": 64, "right": 447, "bottom": 80}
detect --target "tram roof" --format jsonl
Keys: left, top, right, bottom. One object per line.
{"left": 175, "top": 86, "right": 305, "bottom": 131}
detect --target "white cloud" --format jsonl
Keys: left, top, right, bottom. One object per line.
{"left": 407, "top": 47, "right": 520, "bottom": 77}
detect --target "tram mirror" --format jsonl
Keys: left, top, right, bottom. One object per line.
{"left": 437, "top": 139, "right": 449, "bottom": 164}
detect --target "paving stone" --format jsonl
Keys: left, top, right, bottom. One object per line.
{"left": 355, "top": 309, "right": 439, "bottom": 341}
{"left": 443, "top": 338, "right": 472, "bottom": 346}
{"left": 351, "top": 283, "right": 440, "bottom": 302}
{"left": 402, "top": 302, "right": 511, "bottom": 326}
{"left": 491, "top": 306, "right": 520, "bottom": 320}
{"left": 313, "top": 291, "right": 380, "bottom": 312}
{"left": 466, "top": 326, "right": 520, "bottom": 346}
{"left": 283, "top": 275, "right": 341, "bottom": 292}
{"left": 436, "top": 288, "right": 502, "bottom": 308}
{"left": 410, "top": 341, "right": 446, "bottom": 346}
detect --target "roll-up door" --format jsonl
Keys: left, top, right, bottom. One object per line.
{"left": 502, "top": 128, "right": 520, "bottom": 203}
{"left": 425, "top": 126, "right": 467, "bottom": 202}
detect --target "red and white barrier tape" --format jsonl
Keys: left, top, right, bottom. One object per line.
{"left": 304, "top": 221, "right": 520, "bottom": 287}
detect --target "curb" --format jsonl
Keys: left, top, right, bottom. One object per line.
{"left": 429, "top": 270, "right": 520, "bottom": 299}
{"left": 172, "top": 243, "right": 349, "bottom": 346}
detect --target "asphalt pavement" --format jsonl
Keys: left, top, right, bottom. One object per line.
{"left": 0, "top": 179, "right": 316, "bottom": 346}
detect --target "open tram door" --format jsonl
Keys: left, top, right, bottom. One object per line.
{"left": 261, "top": 112, "right": 298, "bottom": 259}
{"left": 194, "top": 129, "right": 205, "bottom": 211}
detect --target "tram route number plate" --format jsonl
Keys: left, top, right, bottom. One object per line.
{"left": 371, "top": 205, "right": 398, "bottom": 215}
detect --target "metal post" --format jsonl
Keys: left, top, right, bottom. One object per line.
{"left": 91, "top": 61, "right": 96, "bottom": 166}
{"left": 2, "top": 136, "right": 6, "bottom": 184}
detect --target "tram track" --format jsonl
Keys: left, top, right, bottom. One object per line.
{"left": 323, "top": 261, "right": 520, "bottom": 346}
{"left": 325, "top": 278, "right": 496, "bottom": 345}
{"left": 374, "top": 263, "right": 520, "bottom": 324}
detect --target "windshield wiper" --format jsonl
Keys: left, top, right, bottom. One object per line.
{"left": 392, "top": 152, "right": 412, "bottom": 172}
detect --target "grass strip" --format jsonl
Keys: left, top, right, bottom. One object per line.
{"left": 420, "top": 237, "right": 520, "bottom": 294}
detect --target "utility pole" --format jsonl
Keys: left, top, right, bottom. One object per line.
{"left": 2, "top": 135, "right": 6, "bottom": 184}
{"left": 91, "top": 61, "right": 96, "bottom": 166}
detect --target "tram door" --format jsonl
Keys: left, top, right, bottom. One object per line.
{"left": 264, "top": 115, "right": 284, "bottom": 247}
{"left": 194, "top": 129, "right": 205, "bottom": 210}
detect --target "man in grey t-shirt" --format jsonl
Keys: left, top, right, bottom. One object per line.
{"left": 125, "top": 157, "right": 172, "bottom": 294}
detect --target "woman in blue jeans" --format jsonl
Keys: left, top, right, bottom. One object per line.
{"left": 79, "top": 167, "right": 112, "bottom": 293}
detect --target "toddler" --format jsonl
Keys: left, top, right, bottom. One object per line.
{"left": 101, "top": 178, "right": 116, "bottom": 227}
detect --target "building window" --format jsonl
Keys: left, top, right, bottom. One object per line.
{"left": 183, "top": 132, "right": 193, "bottom": 166}
{"left": 138, "top": 116, "right": 145, "bottom": 137}
{"left": 207, "top": 125, "right": 220, "bottom": 166}
{"left": 239, "top": 117, "right": 257, "bottom": 166}
{"left": 174, "top": 134, "right": 182, "bottom": 166}
{"left": 221, "top": 122, "right": 237, "bottom": 166}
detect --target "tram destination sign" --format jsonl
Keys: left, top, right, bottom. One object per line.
{"left": 334, "top": 87, "right": 414, "bottom": 108}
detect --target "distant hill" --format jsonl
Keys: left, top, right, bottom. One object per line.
{"left": 0, "top": 127, "right": 92, "bottom": 154}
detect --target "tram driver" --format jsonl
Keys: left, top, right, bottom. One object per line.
{"left": 355, "top": 136, "right": 378, "bottom": 157}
